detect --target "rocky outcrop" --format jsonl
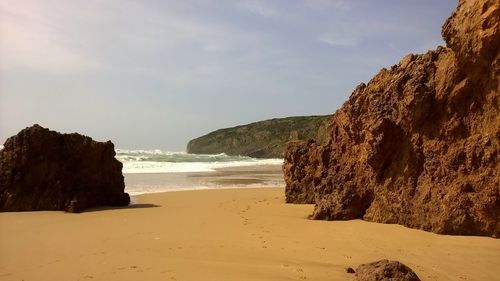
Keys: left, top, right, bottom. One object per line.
{"left": 284, "top": 0, "right": 499, "bottom": 237}
{"left": 0, "top": 124, "right": 130, "bottom": 212}
{"left": 283, "top": 140, "right": 328, "bottom": 204}
{"left": 187, "top": 115, "right": 330, "bottom": 158}
{"left": 355, "top": 260, "right": 421, "bottom": 281}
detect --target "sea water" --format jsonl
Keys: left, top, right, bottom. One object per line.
{"left": 116, "top": 149, "right": 284, "bottom": 195}
{"left": 116, "top": 149, "right": 283, "bottom": 174}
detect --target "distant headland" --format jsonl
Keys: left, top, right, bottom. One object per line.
{"left": 186, "top": 115, "right": 331, "bottom": 158}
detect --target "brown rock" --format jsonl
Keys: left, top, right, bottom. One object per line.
{"left": 283, "top": 140, "right": 326, "bottom": 204}
{"left": 283, "top": 0, "right": 500, "bottom": 237}
{"left": 0, "top": 124, "right": 130, "bottom": 212}
{"left": 346, "top": 267, "right": 356, "bottom": 274}
{"left": 442, "top": 0, "right": 500, "bottom": 70}
{"left": 355, "top": 260, "right": 420, "bottom": 281}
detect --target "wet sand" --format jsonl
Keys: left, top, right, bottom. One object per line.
{"left": 1, "top": 188, "right": 499, "bottom": 281}
{"left": 124, "top": 164, "right": 284, "bottom": 194}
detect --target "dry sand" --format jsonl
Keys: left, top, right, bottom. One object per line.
{"left": 1, "top": 187, "right": 499, "bottom": 281}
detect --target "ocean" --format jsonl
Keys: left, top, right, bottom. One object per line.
{"left": 116, "top": 149, "right": 284, "bottom": 195}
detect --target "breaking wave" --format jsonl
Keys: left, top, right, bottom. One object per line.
{"left": 116, "top": 149, "right": 283, "bottom": 174}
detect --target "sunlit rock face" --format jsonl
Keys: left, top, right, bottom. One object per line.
{"left": 284, "top": 0, "right": 499, "bottom": 237}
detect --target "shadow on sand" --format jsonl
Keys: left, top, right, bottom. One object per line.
{"left": 84, "top": 203, "right": 161, "bottom": 213}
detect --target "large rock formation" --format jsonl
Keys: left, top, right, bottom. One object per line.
{"left": 187, "top": 115, "right": 330, "bottom": 158}
{"left": 284, "top": 0, "right": 499, "bottom": 237}
{"left": 0, "top": 125, "right": 130, "bottom": 212}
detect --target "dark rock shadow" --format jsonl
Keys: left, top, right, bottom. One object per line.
{"left": 83, "top": 203, "right": 161, "bottom": 213}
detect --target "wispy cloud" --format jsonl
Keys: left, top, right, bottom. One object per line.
{"left": 0, "top": 1, "right": 103, "bottom": 73}
{"left": 319, "top": 33, "right": 359, "bottom": 47}
{"left": 236, "top": 0, "right": 278, "bottom": 18}
{"left": 0, "top": 0, "right": 264, "bottom": 76}
{"left": 303, "top": 0, "right": 352, "bottom": 12}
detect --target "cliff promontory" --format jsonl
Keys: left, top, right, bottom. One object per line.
{"left": 187, "top": 115, "right": 330, "bottom": 158}
{"left": 0, "top": 124, "right": 130, "bottom": 212}
{"left": 284, "top": 0, "right": 499, "bottom": 237}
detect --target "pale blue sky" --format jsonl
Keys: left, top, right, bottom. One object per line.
{"left": 0, "top": 0, "right": 457, "bottom": 150}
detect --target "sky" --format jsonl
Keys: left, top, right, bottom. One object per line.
{"left": 0, "top": 0, "right": 457, "bottom": 150}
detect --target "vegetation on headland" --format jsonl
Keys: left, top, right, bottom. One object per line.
{"left": 187, "top": 115, "right": 331, "bottom": 158}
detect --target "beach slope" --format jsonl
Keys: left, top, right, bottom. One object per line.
{"left": 1, "top": 188, "right": 499, "bottom": 281}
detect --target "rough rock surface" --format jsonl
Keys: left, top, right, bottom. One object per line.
{"left": 355, "top": 260, "right": 420, "bottom": 281}
{"left": 283, "top": 0, "right": 500, "bottom": 236}
{"left": 283, "top": 140, "right": 328, "bottom": 204}
{"left": 187, "top": 115, "right": 330, "bottom": 158}
{"left": 0, "top": 124, "right": 130, "bottom": 212}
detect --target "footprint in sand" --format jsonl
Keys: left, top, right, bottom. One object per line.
{"left": 296, "top": 268, "right": 308, "bottom": 280}
{"left": 118, "top": 265, "right": 139, "bottom": 271}
{"left": 281, "top": 264, "right": 308, "bottom": 280}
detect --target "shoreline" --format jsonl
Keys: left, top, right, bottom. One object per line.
{"left": 124, "top": 164, "right": 284, "bottom": 195}
{"left": 1, "top": 187, "right": 499, "bottom": 281}
{"left": 128, "top": 185, "right": 283, "bottom": 197}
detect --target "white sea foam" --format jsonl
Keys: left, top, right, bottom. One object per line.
{"left": 121, "top": 161, "right": 213, "bottom": 173}
{"left": 127, "top": 184, "right": 282, "bottom": 196}
{"left": 116, "top": 149, "right": 283, "bottom": 174}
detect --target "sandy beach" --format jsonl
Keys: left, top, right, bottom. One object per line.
{"left": 1, "top": 187, "right": 499, "bottom": 281}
